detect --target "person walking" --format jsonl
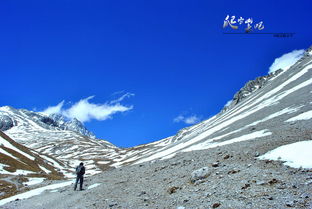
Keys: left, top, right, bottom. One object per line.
{"left": 74, "top": 162, "right": 85, "bottom": 191}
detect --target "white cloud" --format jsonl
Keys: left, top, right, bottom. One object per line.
{"left": 42, "top": 93, "right": 133, "bottom": 123}
{"left": 110, "top": 92, "right": 135, "bottom": 104}
{"left": 269, "top": 49, "right": 305, "bottom": 74}
{"left": 43, "top": 101, "right": 65, "bottom": 115}
{"left": 173, "top": 115, "right": 184, "bottom": 123}
{"left": 184, "top": 116, "right": 200, "bottom": 124}
{"left": 174, "top": 114, "right": 200, "bottom": 125}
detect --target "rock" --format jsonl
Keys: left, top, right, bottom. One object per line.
{"left": 250, "top": 127, "right": 256, "bottom": 131}
{"left": 194, "top": 179, "right": 206, "bottom": 185}
{"left": 300, "top": 193, "right": 309, "bottom": 199}
{"left": 285, "top": 200, "right": 295, "bottom": 207}
{"left": 191, "top": 167, "right": 210, "bottom": 183}
{"left": 171, "top": 162, "right": 180, "bottom": 166}
{"left": 268, "top": 197, "right": 274, "bottom": 200}
{"left": 228, "top": 169, "right": 240, "bottom": 174}
{"left": 212, "top": 162, "right": 219, "bottom": 167}
{"left": 223, "top": 154, "right": 230, "bottom": 159}
{"left": 109, "top": 202, "right": 117, "bottom": 207}
{"left": 167, "top": 186, "right": 180, "bottom": 194}
{"left": 268, "top": 178, "right": 278, "bottom": 185}
{"left": 254, "top": 152, "right": 260, "bottom": 157}
{"left": 305, "top": 180, "right": 312, "bottom": 185}
{"left": 256, "top": 180, "right": 266, "bottom": 185}
{"left": 0, "top": 115, "right": 14, "bottom": 131}
{"left": 241, "top": 184, "right": 251, "bottom": 189}
{"left": 205, "top": 192, "right": 212, "bottom": 197}
{"left": 138, "top": 191, "right": 146, "bottom": 196}
{"left": 212, "top": 202, "right": 221, "bottom": 208}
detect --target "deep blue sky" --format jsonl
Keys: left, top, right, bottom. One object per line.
{"left": 0, "top": 0, "right": 311, "bottom": 147}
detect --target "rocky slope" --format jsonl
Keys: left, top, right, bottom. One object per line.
{"left": 0, "top": 131, "right": 64, "bottom": 200}
{"left": 221, "top": 69, "right": 283, "bottom": 113}
{"left": 110, "top": 48, "right": 312, "bottom": 167}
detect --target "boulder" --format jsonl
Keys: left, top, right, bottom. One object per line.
{"left": 0, "top": 115, "right": 14, "bottom": 131}
{"left": 191, "top": 167, "right": 210, "bottom": 183}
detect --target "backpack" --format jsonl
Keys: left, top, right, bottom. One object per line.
{"left": 76, "top": 166, "right": 82, "bottom": 175}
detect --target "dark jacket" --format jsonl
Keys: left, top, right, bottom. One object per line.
{"left": 76, "top": 165, "right": 85, "bottom": 176}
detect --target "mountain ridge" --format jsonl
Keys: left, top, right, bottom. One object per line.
{"left": 0, "top": 107, "right": 96, "bottom": 139}
{"left": 0, "top": 130, "right": 64, "bottom": 200}
{"left": 0, "top": 106, "right": 120, "bottom": 178}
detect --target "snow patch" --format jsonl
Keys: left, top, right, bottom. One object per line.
{"left": 23, "top": 178, "right": 45, "bottom": 186}
{"left": 87, "top": 183, "right": 101, "bottom": 189}
{"left": 183, "top": 130, "right": 272, "bottom": 152}
{"left": 39, "top": 165, "right": 51, "bottom": 174}
{"left": 97, "top": 161, "right": 110, "bottom": 164}
{"left": 286, "top": 110, "right": 312, "bottom": 122}
{"left": 247, "top": 106, "right": 302, "bottom": 127}
{"left": 86, "top": 170, "right": 102, "bottom": 176}
{"left": 0, "top": 147, "right": 23, "bottom": 163}
{"left": 0, "top": 180, "right": 72, "bottom": 206}
{"left": 258, "top": 140, "right": 312, "bottom": 168}
{"left": 0, "top": 135, "right": 35, "bottom": 161}
{"left": 0, "top": 164, "right": 35, "bottom": 175}
{"left": 49, "top": 189, "right": 58, "bottom": 193}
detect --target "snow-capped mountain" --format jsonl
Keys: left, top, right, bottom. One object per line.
{"left": 110, "top": 46, "right": 312, "bottom": 166}
{"left": 221, "top": 68, "right": 283, "bottom": 113}
{"left": 48, "top": 113, "right": 96, "bottom": 138}
{"left": 0, "top": 107, "right": 121, "bottom": 176}
{"left": 0, "top": 108, "right": 95, "bottom": 138}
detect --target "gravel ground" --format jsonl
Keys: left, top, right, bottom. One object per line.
{"left": 3, "top": 123, "right": 312, "bottom": 209}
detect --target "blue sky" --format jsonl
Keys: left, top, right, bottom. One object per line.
{"left": 0, "top": 0, "right": 311, "bottom": 147}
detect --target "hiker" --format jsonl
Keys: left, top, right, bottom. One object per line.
{"left": 74, "top": 162, "right": 85, "bottom": 191}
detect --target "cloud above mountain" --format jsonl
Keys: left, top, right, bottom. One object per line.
{"left": 42, "top": 93, "right": 134, "bottom": 123}
{"left": 174, "top": 114, "right": 201, "bottom": 125}
{"left": 269, "top": 49, "right": 305, "bottom": 73}
{"left": 43, "top": 101, "right": 65, "bottom": 115}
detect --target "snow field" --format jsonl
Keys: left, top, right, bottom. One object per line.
{"left": 259, "top": 140, "right": 312, "bottom": 169}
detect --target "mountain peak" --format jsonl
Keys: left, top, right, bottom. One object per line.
{"left": 0, "top": 106, "right": 95, "bottom": 138}
{"left": 221, "top": 68, "right": 283, "bottom": 113}
{"left": 64, "top": 117, "right": 96, "bottom": 139}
